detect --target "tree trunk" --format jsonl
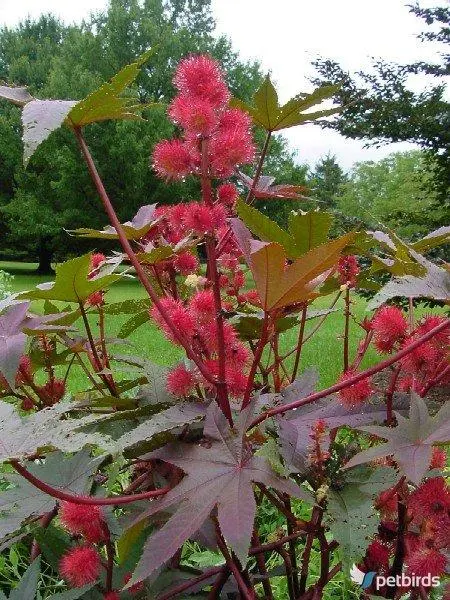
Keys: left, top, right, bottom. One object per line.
{"left": 36, "top": 238, "right": 54, "bottom": 274}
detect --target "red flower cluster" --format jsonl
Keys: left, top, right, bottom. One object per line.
{"left": 59, "top": 501, "right": 106, "bottom": 543}
{"left": 59, "top": 545, "right": 101, "bottom": 588}
{"left": 156, "top": 289, "right": 250, "bottom": 398}
{"left": 337, "top": 369, "right": 372, "bottom": 407}
{"left": 337, "top": 255, "right": 359, "bottom": 287}
{"left": 368, "top": 475, "right": 449, "bottom": 587}
{"left": 153, "top": 55, "right": 254, "bottom": 180}
{"left": 371, "top": 305, "right": 408, "bottom": 354}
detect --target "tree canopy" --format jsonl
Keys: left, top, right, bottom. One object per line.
{"left": 311, "top": 3, "right": 449, "bottom": 206}
{"left": 0, "top": 0, "right": 307, "bottom": 271}
{"left": 338, "top": 150, "right": 445, "bottom": 240}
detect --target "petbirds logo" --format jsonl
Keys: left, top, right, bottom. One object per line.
{"left": 350, "top": 564, "right": 377, "bottom": 589}
{"left": 350, "top": 564, "right": 441, "bottom": 591}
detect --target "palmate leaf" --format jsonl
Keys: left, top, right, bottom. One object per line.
{"left": 67, "top": 48, "right": 154, "bottom": 127}
{"left": 236, "top": 201, "right": 333, "bottom": 259}
{"left": 232, "top": 75, "right": 342, "bottom": 132}
{"left": 250, "top": 235, "right": 353, "bottom": 311}
{"left": 231, "top": 217, "right": 353, "bottom": 310}
{"left": 67, "top": 204, "right": 158, "bottom": 241}
{"left": 324, "top": 466, "right": 398, "bottom": 569}
{"left": 0, "top": 449, "right": 102, "bottom": 541}
{"left": 365, "top": 230, "right": 426, "bottom": 278}
{"left": 1, "top": 50, "right": 154, "bottom": 164}
{"left": 0, "top": 401, "right": 109, "bottom": 462}
{"left": 7, "top": 557, "right": 41, "bottom": 600}
{"left": 344, "top": 393, "right": 450, "bottom": 484}
{"left": 17, "top": 253, "right": 122, "bottom": 304}
{"left": 278, "top": 387, "right": 410, "bottom": 474}
{"left": 368, "top": 253, "right": 450, "bottom": 309}
{"left": 126, "top": 403, "right": 313, "bottom": 586}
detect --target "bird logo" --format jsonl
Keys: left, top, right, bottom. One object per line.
{"left": 350, "top": 564, "right": 377, "bottom": 589}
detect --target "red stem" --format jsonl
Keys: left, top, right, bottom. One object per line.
{"left": 242, "top": 312, "right": 270, "bottom": 408}
{"left": 385, "top": 365, "right": 401, "bottom": 425}
{"left": 73, "top": 126, "right": 215, "bottom": 386}
{"left": 420, "top": 364, "right": 450, "bottom": 397}
{"left": 343, "top": 288, "right": 350, "bottom": 372}
{"left": 250, "top": 319, "right": 449, "bottom": 428}
{"left": 156, "top": 566, "right": 224, "bottom": 600}
{"left": 214, "top": 519, "right": 255, "bottom": 600}
{"left": 10, "top": 460, "right": 169, "bottom": 505}
{"left": 291, "top": 304, "right": 307, "bottom": 382}
{"left": 201, "top": 138, "right": 232, "bottom": 425}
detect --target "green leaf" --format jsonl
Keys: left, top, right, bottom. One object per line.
{"left": 232, "top": 77, "right": 342, "bottom": 132}
{"left": 288, "top": 211, "right": 333, "bottom": 255}
{"left": 34, "top": 525, "right": 71, "bottom": 571}
{"left": 118, "top": 310, "right": 150, "bottom": 338}
{"left": 324, "top": 467, "right": 398, "bottom": 569}
{"left": 17, "top": 253, "right": 121, "bottom": 303}
{"left": 237, "top": 202, "right": 333, "bottom": 259}
{"left": 255, "top": 437, "right": 287, "bottom": 476}
{"left": 9, "top": 557, "right": 40, "bottom": 600}
{"left": 252, "top": 75, "right": 279, "bottom": 130}
{"left": 68, "top": 48, "right": 154, "bottom": 127}
{"left": 236, "top": 199, "right": 296, "bottom": 257}
{"left": 104, "top": 298, "right": 151, "bottom": 316}
{"left": 117, "top": 518, "right": 148, "bottom": 565}
{"left": 411, "top": 226, "right": 450, "bottom": 254}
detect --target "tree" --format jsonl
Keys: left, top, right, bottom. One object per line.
{"left": 0, "top": 0, "right": 268, "bottom": 272}
{"left": 337, "top": 151, "right": 445, "bottom": 240}
{"left": 309, "top": 153, "right": 347, "bottom": 208}
{"left": 311, "top": 3, "right": 449, "bottom": 206}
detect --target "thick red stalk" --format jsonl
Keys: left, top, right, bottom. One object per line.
{"left": 291, "top": 304, "right": 308, "bottom": 382}
{"left": 250, "top": 319, "right": 449, "bottom": 428}
{"left": 343, "top": 288, "right": 350, "bottom": 372}
{"left": 73, "top": 126, "right": 215, "bottom": 386}
{"left": 214, "top": 519, "right": 255, "bottom": 600}
{"left": 10, "top": 460, "right": 169, "bottom": 505}
{"left": 200, "top": 138, "right": 232, "bottom": 425}
{"left": 242, "top": 313, "right": 270, "bottom": 408}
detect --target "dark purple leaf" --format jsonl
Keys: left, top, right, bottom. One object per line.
{"left": 278, "top": 390, "right": 409, "bottom": 474}
{"left": 127, "top": 403, "right": 312, "bottom": 586}
{"left": 344, "top": 393, "right": 450, "bottom": 484}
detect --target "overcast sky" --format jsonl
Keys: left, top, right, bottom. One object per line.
{"left": 1, "top": 0, "right": 446, "bottom": 170}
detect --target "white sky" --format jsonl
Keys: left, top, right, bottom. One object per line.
{"left": 0, "top": 0, "right": 447, "bottom": 170}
